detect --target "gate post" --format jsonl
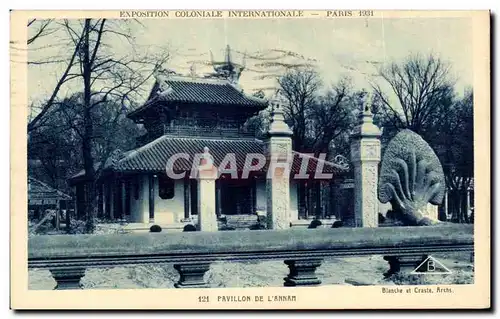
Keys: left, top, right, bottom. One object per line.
{"left": 266, "top": 100, "right": 293, "bottom": 230}
{"left": 197, "top": 147, "right": 218, "bottom": 231}
{"left": 350, "top": 106, "right": 382, "bottom": 227}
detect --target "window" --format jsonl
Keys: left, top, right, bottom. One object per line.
{"left": 158, "top": 175, "right": 175, "bottom": 199}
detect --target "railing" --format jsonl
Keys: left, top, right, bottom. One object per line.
{"left": 136, "top": 123, "right": 256, "bottom": 146}
{"left": 28, "top": 224, "right": 474, "bottom": 290}
{"left": 163, "top": 126, "right": 255, "bottom": 138}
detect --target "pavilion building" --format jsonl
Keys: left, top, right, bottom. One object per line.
{"left": 70, "top": 46, "right": 349, "bottom": 229}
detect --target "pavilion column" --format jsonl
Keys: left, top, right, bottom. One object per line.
{"left": 215, "top": 180, "right": 222, "bottom": 218}
{"left": 196, "top": 147, "right": 218, "bottom": 231}
{"left": 66, "top": 193, "right": 73, "bottom": 233}
{"left": 148, "top": 175, "right": 155, "bottom": 223}
{"left": 330, "top": 179, "right": 341, "bottom": 220}
{"left": 350, "top": 106, "right": 381, "bottom": 228}
{"left": 444, "top": 190, "right": 449, "bottom": 220}
{"left": 71, "top": 186, "right": 77, "bottom": 229}
{"left": 98, "top": 183, "right": 104, "bottom": 218}
{"left": 109, "top": 179, "right": 115, "bottom": 219}
{"left": 102, "top": 183, "right": 107, "bottom": 217}
{"left": 139, "top": 175, "right": 150, "bottom": 223}
{"left": 314, "top": 181, "right": 322, "bottom": 219}
{"left": 183, "top": 178, "right": 191, "bottom": 220}
{"left": 249, "top": 179, "right": 255, "bottom": 215}
{"left": 266, "top": 100, "right": 293, "bottom": 230}
{"left": 55, "top": 200, "right": 60, "bottom": 231}
{"left": 121, "top": 181, "right": 126, "bottom": 219}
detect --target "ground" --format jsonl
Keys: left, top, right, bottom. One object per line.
{"left": 28, "top": 253, "right": 473, "bottom": 290}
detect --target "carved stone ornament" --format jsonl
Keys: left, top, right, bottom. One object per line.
{"left": 378, "top": 129, "right": 446, "bottom": 226}
{"left": 154, "top": 69, "right": 174, "bottom": 99}
{"left": 333, "top": 154, "right": 350, "bottom": 170}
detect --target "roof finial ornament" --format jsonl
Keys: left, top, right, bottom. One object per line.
{"left": 242, "top": 50, "right": 247, "bottom": 68}
{"left": 189, "top": 63, "right": 197, "bottom": 78}
{"left": 351, "top": 96, "right": 381, "bottom": 138}
{"left": 210, "top": 45, "right": 245, "bottom": 84}
{"left": 199, "top": 146, "right": 214, "bottom": 168}
{"left": 209, "top": 50, "right": 215, "bottom": 65}
{"left": 268, "top": 97, "right": 292, "bottom": 137}
{"left": 154, "top": 67, "right": 173, "bottom": 99}
{"left": 225, "top": 44, "right": 232, "bottom": 64}
{"left": 362, "top": 92, "right": 374, "bottom": 115}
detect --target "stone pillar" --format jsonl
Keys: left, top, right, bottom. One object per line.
{"left": 197, "top": 147, "right": 218, "bottom": 231}
{"left": 350, "top": 106, "right": 381, "bottom": 227}
{"left": 266, "top": 100, "right": 293, "bottom": 230}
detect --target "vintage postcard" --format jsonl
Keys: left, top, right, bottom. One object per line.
{"left": 11, "top": 10, "right": 490, "bottom": 309}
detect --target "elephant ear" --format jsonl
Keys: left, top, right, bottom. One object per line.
{"left": 378, "top": 129, "right": 446, "bottom": 206}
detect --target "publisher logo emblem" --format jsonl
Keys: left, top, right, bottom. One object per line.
{"left": 410, "top": 256, "right": 452, "bottom": 275}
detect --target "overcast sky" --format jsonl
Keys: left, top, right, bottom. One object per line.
{"left": 28, "top": 17, "right": 473, "bottom": 105}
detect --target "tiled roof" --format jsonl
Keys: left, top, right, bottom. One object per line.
{"left": 128, "top": 76, "right": 267, "bottom": 118}
{"left": 28, "top": 177, "right": 71, "bottom": 200}
{"left": 111, "top": 136, "right": 348, "bottom": 177}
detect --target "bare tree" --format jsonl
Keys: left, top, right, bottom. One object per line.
{"left": 372, "top": 53, "right": 455, "bottom": 138}
{"left": 277, "top": 69, "right": 358, "bottom": 155}
{"left": 27, "top": 26, "right": 84, "bottom": 132}
{"left": 28, "top": 93, "right": 140, "bottom": 194}
{"left": 27, "top": 19, "right": 169, "bottom": 232}
{"left": 63, "top": 19, "right": 169, "bottom": 232}
{"left": 309, "top": 78, "right": 357, "bottom": 154}
{"left": 429, "top": 89, "right": 474, "bottom": 222}
{"left": 27, "top": 19, "right": 56, "bottom": 45}
{"left": 274, "top": 68, "right": 363, "bottom": 219}
{"left": 277, "top": 68, "right": 321, "bottom": 153}
{"left": 372, "top": 53, "right": 473, "bottom": 223}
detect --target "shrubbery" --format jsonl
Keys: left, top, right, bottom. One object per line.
{"left": 183, "top": 224, "right": 197, "bottom": 232}
{"left": 248, "top": 215, "right": 267, "bottom": 230}
{"left": 68, "top": 219, "right": 87, "bottom": 234}
{"left": 308, "top": 219, "right": 322, "bottom": 229}
{"left": 219, "top": 225, "right": 236, "bottom": 231}
{"left": 149, "top": 225, "right": 162, "bottom": 233}
{"left": 331, "top": 221, "right": 343, "bottom": 228}
{"left": 248, "top": 223, "right": 266, "bottom": 230}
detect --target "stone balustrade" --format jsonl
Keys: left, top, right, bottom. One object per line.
{"left": 28, "top": 224, "right": 474, "bottom": 290}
